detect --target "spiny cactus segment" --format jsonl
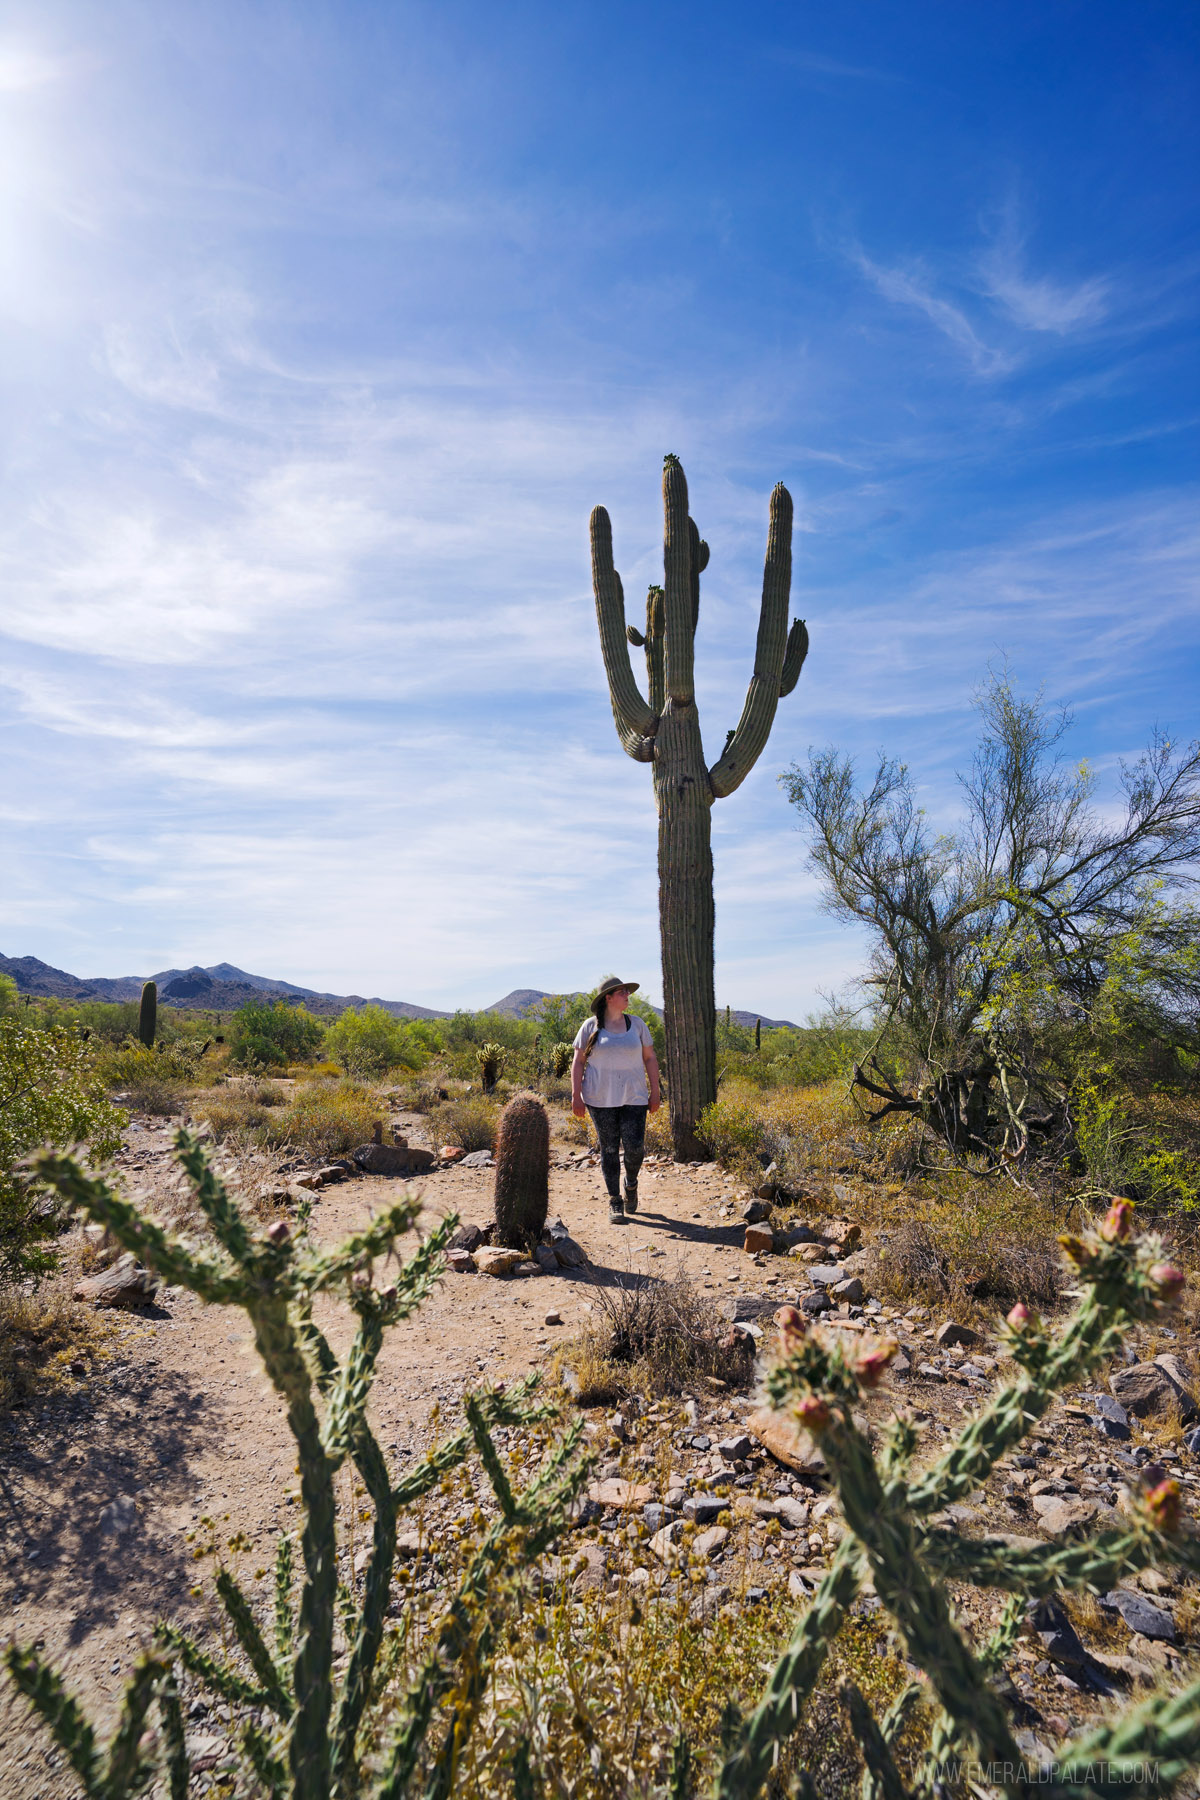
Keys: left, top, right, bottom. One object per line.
{"left": 475, "top": 1040, "right": 505, "bottom": 1092}
{"left": 6, "top": 1132, "right": 591, "bottom": 1800}
{"left": 493, "top": 1089, "right": 550, "bottom": 1250}
{"left": 717, "top": 1204, "right": 1200, "bottom": 1798}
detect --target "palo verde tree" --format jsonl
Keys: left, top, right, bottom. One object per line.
{"left": 784, "top": 675, "right": 1200, "bottom": 1164}
{"left": 590, "top": 455, "right": 808, "bottom": 1158}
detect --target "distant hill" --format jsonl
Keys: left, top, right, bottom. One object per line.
{"left": 0, "top": 954, "right": 796, "bottom": 1029}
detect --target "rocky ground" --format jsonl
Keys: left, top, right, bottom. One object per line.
{"left": 3, "top": 1105, "right": 1200, "bottom": 1796}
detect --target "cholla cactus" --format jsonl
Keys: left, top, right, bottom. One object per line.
{"left": 494, "top": 1090, "right": 550, "bottom": 1250}
{"left": 7, "top": 1132, "right": 590, "bottom": 1800}
{"left": 717, "top": 1198, "right": 1200, "bottom": 1798}
{"left": 551, "top": 1041, "right": 574, "bottom": 1080}
{"left": 476, "top": 1041, "right": 505, "bottom": 1092}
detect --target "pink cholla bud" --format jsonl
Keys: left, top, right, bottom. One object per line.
{"left": 1100, "top": 1196, "right": 1135, "bottom": 1242}
{"left": 1144, "top": 1477, "right": 1183, "bottom": 1534}
{"left": 351, "top": 1270, "right": 371, "bottom": 1291}
{"left": 380, "top": 1284, "right": 398, "bottom": 1304}
{"left": 1058, "top": 1232, "right": 1094, "bottom": 1267}
{"left": 795, "top": 1395, "right": 833, "bottom": 1431}
{"left": 265, "top": 1220, "right": 291, "bottom": 1246}
{"left": 776, "top": 1305, "right": 807, "bottom": 1352}
{"left": 854, "top": 1341, "right": 899, "bottom": 1387}
{"left": 1149, "top": 1263, "right": 1186, "bottom": 1302}
{"left": 1006, "top": 1303, "right": 1032, "bottom": 1329}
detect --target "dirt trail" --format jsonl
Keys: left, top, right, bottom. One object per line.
{"left": 1, "top": 1115, "right": 767, "bottom": 1795}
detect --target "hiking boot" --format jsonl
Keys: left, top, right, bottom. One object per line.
{"left": 623, "top": 1183, "right": 639, "bottom": 1214}
{"left": 608, "top": 1197, "right": 626, "bottom": 1223}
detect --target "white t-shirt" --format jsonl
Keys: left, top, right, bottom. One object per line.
{"left": 573, "top": 1014, "right": 653, "bottom": 1107}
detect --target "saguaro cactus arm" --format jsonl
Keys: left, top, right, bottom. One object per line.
{"left": 709, "top": 482, "right": 797, "bottom": 798}
{"left": 662, "top": 455, "right": 695, "bottom": 706}
{"left": 589, "top": 504, "right": 657, "bottom": 759}
{"left": 779, "top": 618, "right": 809, "bottom": 697}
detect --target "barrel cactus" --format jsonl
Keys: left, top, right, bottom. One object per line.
{"left": 138, "top": 980, "right": 157, "bottom": 1049}
{"left": 475, "top": 1041, "right": 505, "bottom": 1093}
{"left": 493, "top": 1090, "right": 550, "bottom": 1250}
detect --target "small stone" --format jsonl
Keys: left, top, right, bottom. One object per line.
{"left": 683, "top": 1495, "right": 730, "bottom": 1525}
{"left": 917, "top": 1362, "right": 945, "bottom": 1382}
{"left": 533, "top": 1245, "right": 559, "bottom": 1274}
{"left": 588, "top": 1478, "right": 653, "bottom": 1510}
{"left": 1091, "top": 1414, "right": 1131, "bottom": 1442}
{"left": 800, "top": 1290, "right": 832, "bottom": 1317}
{"left": 449, "top": 1223, "right": 488, "bottom": 1253}
{"left": 649, "top": 1519, "right": 687, "bottom": 1561}
{"left": 1031, "top": 1495, "right": 1098, "bottom": 1538}
{"left": 935, "top": 1321, "right": 983, "bottom": 1349}
{"left": 689, "top": 1434, "right": 712, "bottom": 1453}
{"left": 643, "top": 1504, "right": 671, "bottom": 1532}
{"left": 775, "top": 1496, "right": 810, "bottom": 1531}
{"left": 447, "top": 1248, "right": 476, "bottom": 1273}
{"left": 571, "top": 1543, "right": 610, "bottom": 1590}
{"left": 458, "top": 1150, "right": 495, "bottom": 1169}
{"left": 74, "top": 1254, "right": 160, "bottom": 1309}
{"left": 693, "top": 1525, "right": 730, "bottom": 1559}
{"left": 552, "top": 1235, "right": 589, "bottom": 1269}
{"left": 438, "top": 1144, "right": 465, "bottom": 1163}
{"left": 742, "top": 1199, "right": 772, "bottom": 1224}
{"left": 544, "top": 1309, "right": 563, "bottom": 1326}
{"left": 831, "top": 1277, "right": 864, "bottom": 1304}
{"left": 98, "top": 1494, "right": 137, "bottom": 1535}
{"left": 1102, "top": 1588, "right": 1176, "bottom": 1642}
{"left": 718, "top": 1434, "right": 753, "bottom": 1462}
{"left": 807, "top": 1265, "right": 844, "bottom": 1288}
{"left": 474, "top": 1247, "right": 526, "bottom": 1277}
{"left": 788, "top": 1568, "right": 810, "bottom": 1600}
{"left": 743, "top": 1223, "right": 775, "bottom": 1255}
{"left": 822, "top": 1219, "right": 861, "bottom": 1249}
{"left": 746, "top": 1407, "right": 827, "bottom": 1476}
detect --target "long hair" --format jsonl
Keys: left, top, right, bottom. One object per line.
{"left": 582, "top": 990, "right": 622, "bottom": 1069}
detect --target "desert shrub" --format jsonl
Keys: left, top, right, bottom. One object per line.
{"left": 230, "top": 998, "right": 324, "bottom": 1069}
{"left": 405, "top": 1076, "right": 448, "bottom": 1112}
{"left": 0, "top": 1020, "right": 126, "bottom": 1286}
{"left": 1075, "top": 1078, "right": 1200, "bottom": 1212}
{"left": 570, "top": 1271, "right": 757, "bottom": 1401}
{"left": 324, "top": 1003, "right": 426, "bottom": 1077}
{"left": 697, "top": 1093, "right": 766, "bottom": 1170}
{"left": 0, "top": 1281, "right": 112, "bottom": 1410}
{"left": 430, "top": 1094, "right": 500, "bottom": 1152}
{"left": 265, "top": 1078, "right": 381, "bottom": 1157}
{"left": 193, "top": 1091, "right": 272, "bottom": 1143}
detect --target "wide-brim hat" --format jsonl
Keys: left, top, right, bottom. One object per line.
{"left": 593, "top": 974, "right": 640, "bottom": 1000}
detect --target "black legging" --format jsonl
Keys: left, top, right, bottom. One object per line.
{"left": 587, "top": 1104, "right": 647, "bottom": 1200}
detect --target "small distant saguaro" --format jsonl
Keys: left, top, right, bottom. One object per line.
{"left": 589, "top": 456, "right": 807, "bottom": 1159}
{"left": 138, "top": 979, "right": 157, "bottom": 1049}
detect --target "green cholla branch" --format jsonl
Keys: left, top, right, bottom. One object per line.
{"left": 475, "top": 1040, "right": 505, "bottom": 1091}
{"left": 13, "top": 1134, "right": 592, "bottom": 1800}
{"left": 720, "top": 1207, "right": 1199, "bottom": 1797}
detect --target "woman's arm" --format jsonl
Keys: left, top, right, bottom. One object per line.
{"left": 642, "top": 1037, "right": 661, "bottom": 1113}
{"left": 571, "top": 1046, "right": 587, "bottom": 1118}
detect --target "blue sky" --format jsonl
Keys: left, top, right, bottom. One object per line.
{"left": 1, "top": 2, "right": 1196, "bottom": 1018}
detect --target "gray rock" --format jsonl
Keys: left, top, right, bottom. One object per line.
{"left": 682, "top": 1495, "right": 729, "bottom": 1525}
{"left": 800, "top": 1290, "right": 833, "bottom": 1317}
{"left": 807, "top": 1265, "right": 844, "bottom": 1288}
{"left": 775, "top": 1496, "right": 810, "bottom": 1531}
{"left": 458, "top": 1150, "right": 494, "bottom": 1169}
{"left": 831, "top": 1277, "right": 864, "bottom": 1304}
{"left": 1111, "top": 1362, "right": 1197, "bottom": 1423}
{"left": 719, "top": 1293, "right": 780, "bottom": 1323}
{"left": 98, "top": 1494, "right": 138, "bottom": 1535}
{"left": 1091, "top": 1414, "right": 1132, "bottom": 1442}
{"left": 552, "top": 1234, "right": 588, "bottom": 1269}
{"left": 1031, "top": 1494, "right": 1098, "bottom": 1537}
{"left": 449, "top": 1222, "right": 488, "bottom": 1253}
{"left": 742, "top": 1199, "right": 772, "bottom": 1224}
{"left": 718, "top": 1434, "right": 753, "bottom": 1462}
{"left": 1103, "top": 1588, "right": 1176, "bottom": 1642}
{"left": 935, "top": 1321, "right": 983, "bottom": 1349}
{"left": 532, "top": 1244, "right": 559, "bottom": 1274}
{"left": 643, "top": 1503, "right": 671, "bottom": 1533}
{"left": 1091, "top": 1393, "right": 1130, "bottom": 1427}
{"left": 689, "top": 1434, "right": 712, "bottom": 1452}
{"left": 352, "top": 1142, "right": 435, "bottom": 1175}
{"left": 74, "top": 1254, "right": 160, "bottom": 1309}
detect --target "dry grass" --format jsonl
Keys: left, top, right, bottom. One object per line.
{"left": 0, "top": 1280, "right": 114, "bottom": 1411}
{"left": 565, "top": 1271, "right": 757, "bottom": 1403}
{"left": 266, "top": 1078, "right": 382, "bottom": 1157}
{"left": 429, "top": 1095, "right": 500, "bottom": 1153}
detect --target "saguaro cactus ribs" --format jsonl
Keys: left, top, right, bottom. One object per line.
{"left": 590, "top": 456, "right": 807, "bottom": 1158}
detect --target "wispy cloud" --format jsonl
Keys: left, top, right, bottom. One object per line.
{"left": 0, "top": 44, "right": 63, "bottom": 92}
{"left": 977, "top": 207, "right": 1111, "bottom": 334}
{"left": 771, "top": 47, "right": 902, "bottom": 83}
{"left": 852, "top": 251, "right": 1015, "bottom": 376}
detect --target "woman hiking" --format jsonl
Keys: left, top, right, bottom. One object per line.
{"left": 570, "top": 975, "right": 661, "bottom": 1224}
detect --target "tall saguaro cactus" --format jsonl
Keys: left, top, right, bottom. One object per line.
{"left": 590, "top": 456, "right": 807, "bottom": 1158}
{"left": 138, "top": 980, "right": 157, "bottom": 1049}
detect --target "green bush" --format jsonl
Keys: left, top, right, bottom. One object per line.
{"left": 697, "top": 1093, "right": 765, "bottom": 1167}
{"left": 230, "top": 999, "right": 325, "bottom": 1069}
{"left": 323, "top": 1004, "right": 426, "bottom": 1077}
{"left": 0, "top": 1021, "right": 126, "bottom": 1285}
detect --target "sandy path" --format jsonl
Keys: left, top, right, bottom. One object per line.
{"left": 1, "top": 1119, "right": 765, "bottom": 1795}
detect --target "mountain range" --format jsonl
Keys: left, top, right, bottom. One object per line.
{"left": 0, "top": 953, "right": 797, "bottom": 1030}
